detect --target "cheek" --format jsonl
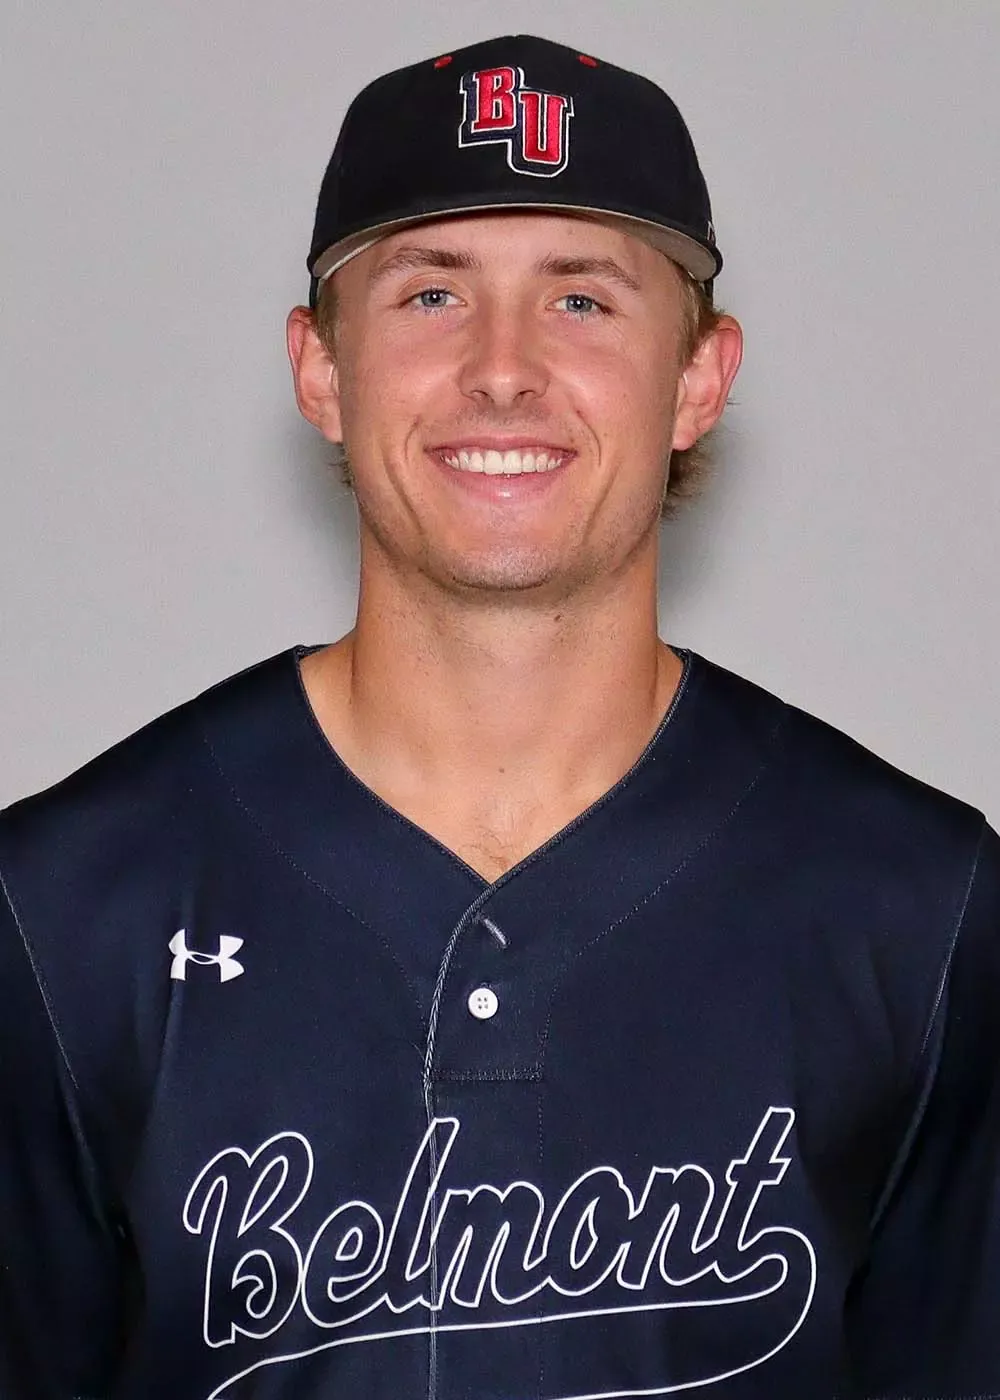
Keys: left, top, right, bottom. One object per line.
{"left": 619, "top": 344, "right": 683, "bottom": 447}
{"left": 559, "top": 346, "right": 679, "bottom": 457}
{"left": 338, "top": 336, "right": 451, "bottom": 446}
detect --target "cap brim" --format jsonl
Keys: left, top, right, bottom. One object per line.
{"left": 311, "top": 202, "right": 719, "bottom": 286}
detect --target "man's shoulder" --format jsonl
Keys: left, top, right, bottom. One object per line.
{"left": 0, "top": 647, "right": 303, "bottom": 859}
{"left": 688, "top": 650, "right": 987, "bottom": 859}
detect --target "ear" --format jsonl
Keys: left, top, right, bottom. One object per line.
{"left": 672, "top": 315, "right": 743, "bottom": 451}
{"left": 286, "top": 306, "right": 343, "bottom": 443}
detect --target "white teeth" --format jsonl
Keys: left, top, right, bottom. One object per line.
{"left": 442, "top": 449, "right": 565, "bottom": 475}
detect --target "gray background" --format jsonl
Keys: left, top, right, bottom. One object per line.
{"left": 3, "top": 2, "right": 998, "bottom": 817}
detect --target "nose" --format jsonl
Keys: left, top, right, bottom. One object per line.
{"left": 458, "top": 302, "right": 549, "bottom": 407}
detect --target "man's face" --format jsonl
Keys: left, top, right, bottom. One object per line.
{"left": 296, "top": 211, "right": 717, "bottom": 604}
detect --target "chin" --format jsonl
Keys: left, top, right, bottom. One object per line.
{"left": 435, "top": 548, "right": 598, "bottom": 600}
{"left": 433, "top": 548, "right": 558, "bottom": 593}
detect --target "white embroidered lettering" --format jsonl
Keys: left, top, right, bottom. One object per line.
{"left": 183, "top": 1110, "right": 816, "bottom": 1397}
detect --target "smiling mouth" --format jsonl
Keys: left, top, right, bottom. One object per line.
{"left": 436, "top": 448, "right": 570, "bottom": 476}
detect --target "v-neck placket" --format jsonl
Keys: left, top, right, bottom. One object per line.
{"left": 197, "top": 647, "right": 783, "bottom": 1083}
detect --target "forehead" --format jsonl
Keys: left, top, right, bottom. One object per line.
{"left": 345, "top": 209, "right": 675, "bottom": 286}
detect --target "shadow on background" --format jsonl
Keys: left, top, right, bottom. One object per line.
{"left": 659, "top": 418, "right": 738, "bottom": 624}
{"left": 281, "top": 416, "right": 361, "bottom": 604}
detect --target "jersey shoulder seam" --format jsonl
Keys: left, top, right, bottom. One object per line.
{"left": 917, "top": 817, "right": 987, "bottom": 1062}
{"left": 0, "top": 858, "right": 88, "bottom": 1106}
{"left": 867, "top": 816, "right": 989, "bottom": 1233}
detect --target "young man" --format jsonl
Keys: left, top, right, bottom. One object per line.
{"left": 1, "top": 34, "right": 997, "bottom": 1400}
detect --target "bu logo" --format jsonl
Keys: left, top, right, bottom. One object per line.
{"left": 459, "top": 66, "right": 573, "bottom": 177}
{"left": 169, "top": 929, "right": 245, "bottom": 983}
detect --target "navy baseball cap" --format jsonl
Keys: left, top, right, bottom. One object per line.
{"left": 307, "top": 35, "right": 721, "bottom": 306}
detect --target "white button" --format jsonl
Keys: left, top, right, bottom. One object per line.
{"left": 467, "top": 986, "right": 499, "bottom": 1020}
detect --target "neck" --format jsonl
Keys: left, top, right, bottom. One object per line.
{"left": 301, "top": 544, "right": 681, "bottom": 878}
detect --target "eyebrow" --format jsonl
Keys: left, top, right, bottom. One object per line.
{"left": 368, "top": 246, "right": 480, "bottom": 286}
{"left": 367, "top": 245, "right": 642, "bottom": 294}
{"left": 536, "top": 255, "right": 642, "bottom": 294}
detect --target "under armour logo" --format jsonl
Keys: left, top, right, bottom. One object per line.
{"left": 169, "top": 930, "right": 245, "bottom": 982}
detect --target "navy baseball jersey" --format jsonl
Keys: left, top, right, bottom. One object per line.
{"left": 1, "top": 647, "right": 999, "bottom": 1398}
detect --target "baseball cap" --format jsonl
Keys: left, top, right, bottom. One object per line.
{"left": 306, "top": 34, "right": 721, "bottom": 306}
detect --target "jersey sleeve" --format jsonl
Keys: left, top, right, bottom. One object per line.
{"left": 0, "top": 875, "right": 125, "bottom": 1399}
{"left": 846, "top": 820, "right": 1000, "bottom": 1394}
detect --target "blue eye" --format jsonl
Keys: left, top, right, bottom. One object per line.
{"left": 559, "top": 293, "right": 605, "bottom": 316}
{"left": 415, "top": 288, "right": 453, "bottom": 309}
